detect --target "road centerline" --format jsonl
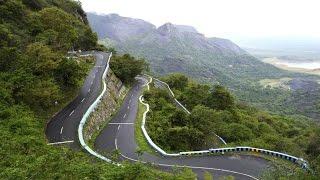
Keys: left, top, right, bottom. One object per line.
{"left": 81, "top": 98, "right": 85, "bottom": 103}
{"left": 60, "top": 127, "right": 63, "bottom": 134}
{"left": 69, "top": 110, "right": 75, "bottom": 117}
{"left": 109, "top": 123, "right": 134, "bottom": 125}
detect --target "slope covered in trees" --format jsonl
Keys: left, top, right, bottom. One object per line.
{"left": 88, "top": 13, "right": 320, "bottom": 122}
{"left": 144, "top": 74, "right": 320, "bottom": 179}
{"left": 0, "top": 1, "right": 194, "bottom": 179}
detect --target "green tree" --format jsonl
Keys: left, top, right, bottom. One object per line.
{"left": 54, "top": 57, "right": 87, "bottom": 88}
{"left": 164, "top": 73, "right": 189, "bottom": 91}
{"left": 189, "top": 105, "right": 216, "bottom": 134}
{"left": 25, "top": 42, "right": 60, "bottom": 76}
{"left": 222, "top": 123, "right": 254, "bottom": 142}
{"left": 167, "top": 126, "right": 204, "bottom": 151}
{"left": 306, "top": 129, "right": 320, "bottom": 158}
{"left": 75, "top": 26, "right": 98, "bottom": 50}
{"left": 0, "top": 47, "right": 20, "bottom": 71}
{"left": 170, "top": 109, "right": 188, "bottom": 126}
{"left": 206, "top": 85, "right": 235, "bottom": 110}
{"left": 110, "top": 54, "right": 148, "bottom": 84}
{"left": 179, "top": 82, "right": 210, "bottom": 110}
{"left": 38, "top": 7, "right": 78, "bottom": 50}
{"left": 22, "top": 78, "right": 61, "bottom": 108}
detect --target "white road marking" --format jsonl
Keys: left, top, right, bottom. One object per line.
{"left": 81, "top": 98, "right": 85, "bottom": 103}
{"left": 69, "top": 110, "right": 75, "bottom": 116}
{"left": 118, "top": 152, "right": 259, "bottom": 180}
{"left": 60, "top": 127, "right": 64, "bottom": 134}
{"left": 118, "top": 125, "right": 120, "bottom": 130}
{"left": 47, "top": 140, "right": 74, "bottom": 145}
{"left": 88, "top": 88, "right": 91, "bottom": 93}
{"left": 115, "top": 138, "right": 118, "bottom": 150}
{"left": 129, "top": 99, "right": 131, "bottom": 103}
{"left": 123, "top": 114, "right": 127, "bottom": 118}
{"left": 91, "top": 81, "right": 93, "bottom": 85}
{"left": 127, "top": 106, "right": 130, "bottom": 110}
{"left": 109, "top": 123, "right": 134, "bottom": 125}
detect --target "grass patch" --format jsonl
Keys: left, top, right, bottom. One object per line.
{"left": 135, "top": 95, "right": 157, "bottom": 155}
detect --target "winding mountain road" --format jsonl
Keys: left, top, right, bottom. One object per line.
{"left": 46, "top": 52, "right": 270, "bottom": 179}
{"left": 95, "top": 77, "right": 270, "bottom": 179}
{"left": 46, "top": 52, "right": 111, "bottom": 148}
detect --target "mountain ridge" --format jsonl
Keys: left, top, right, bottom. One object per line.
{"left": 87, "top": 13, "right": 286, "bottom": 83}
{"left": 87, "top": 13, "right": 320, "bottom": 121}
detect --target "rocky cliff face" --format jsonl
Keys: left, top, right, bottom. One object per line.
{"left": 84, "top": 69, "right": 126, "bottom": 142}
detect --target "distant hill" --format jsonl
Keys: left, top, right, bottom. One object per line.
{"left": 87, "top": 13, "right": 320, "bottom": 121}
{"left": 87, "top": 13, "right": 289, "bottom": 86}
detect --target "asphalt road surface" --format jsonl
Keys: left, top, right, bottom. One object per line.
{"left": 95, "top": 77, "right": 271, "bottom": 179}
{"left": 46, "top": 52, "right": 111, "bottom": 149}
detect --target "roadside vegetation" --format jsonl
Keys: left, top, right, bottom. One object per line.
{"left": 144, "top": 73, "right": 320, "bottom": 179}
{"left": 0, "top": 1, "right": 196, "bottom": 179}
{"left": 110, "top": 53, "right": 148, "bottom": 84}
{"left": 134, "top": 85, "right": 157, "bottom": 155}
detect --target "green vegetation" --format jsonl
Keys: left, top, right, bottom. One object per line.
{"left": 90, "top": 13, "right": 320, "bottom": 122}
{"left": 144, "top": 73, "right": 320, "bottom": 179}
{"left": 0, "top": 1, "right": 195, "bottom": 179}
{"left": 259, "top": 78, "right": 292, "bottom": 89}
{"left": 135, "top": 97, "right": 157, "bottom": 154}
{"left": 0, "top": 0, "right": 99, "bottom": 112}
{"left": 203, "top": 171, "right": 213, "bottom": 180}
{"left": 110, "top": 53, "right": 148, "bottom": 84}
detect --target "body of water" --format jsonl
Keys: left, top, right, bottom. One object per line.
{"left": 275, "top": 61, "right": 320, "bottom": 70}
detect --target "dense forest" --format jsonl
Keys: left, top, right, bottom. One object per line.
{"left": 144, "top": 73, "right": 320, "bottom": 179}
{"left": 0, "top": 0, "right": 194, "bottom": 179}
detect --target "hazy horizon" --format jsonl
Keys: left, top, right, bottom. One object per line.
{"left": 80, "top": 0, "right": 320, "bottom": 41}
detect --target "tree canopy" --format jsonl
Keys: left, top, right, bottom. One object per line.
{"left": 110, "top": 54, "right": 148, "bottom": 84}
{"left": 145, "top": 73, "right": 320, "bottom": 179}
{"left": 1, "top": 1, "right": 196, "bottom": 179}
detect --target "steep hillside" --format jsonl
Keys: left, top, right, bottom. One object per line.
{"left": 88, "top": 13, "right": 289, "bottom": 87}
{"left": 0, "top": 1, "right": 193, "bottom": 179}
{"left": 88, "top": 13, "right": 155, "bottom": 42}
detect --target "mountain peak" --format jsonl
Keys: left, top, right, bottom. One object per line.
{"left": 157, "top": 23, "right": 177, "bottom": 35}
{"left": 157, "top": 23, "right": 199, "bottom": 35}
{"left": 175, "top": 25, "right": 198, "bottom": 33}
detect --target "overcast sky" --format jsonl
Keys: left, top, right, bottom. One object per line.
{"left": 79, "top": 0, "right": 320, "bottom": 39}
